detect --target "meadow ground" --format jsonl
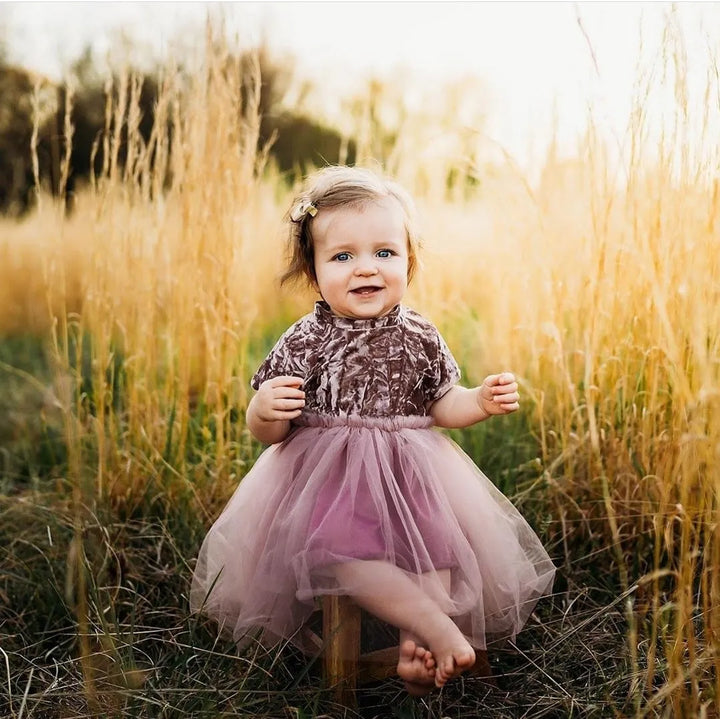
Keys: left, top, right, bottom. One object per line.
{"left": 1, "top": 32, "right": 719, "bottom": 718}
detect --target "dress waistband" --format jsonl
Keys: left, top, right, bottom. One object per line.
{"left": 293, "top": 412, "right": 434, "bottom": 430}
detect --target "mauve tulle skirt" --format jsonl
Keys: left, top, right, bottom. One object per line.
{"left": 190, "top": 413, "right": 555, "bottom": 653}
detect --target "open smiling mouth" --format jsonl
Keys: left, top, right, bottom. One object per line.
{"left": 350, "top": 286, "right": 383, "bottom": 295}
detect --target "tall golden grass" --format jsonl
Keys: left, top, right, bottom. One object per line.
{"left": 1, "top": 20, "right": 719, "bottom": 716}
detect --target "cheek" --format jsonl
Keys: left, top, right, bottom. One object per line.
{"left": 397, "top": 257, "right": 410, "bottom": 282}
{"left": 314, "top": 265, "right": 340, "bottom": 294}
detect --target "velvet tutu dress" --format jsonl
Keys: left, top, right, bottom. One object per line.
{"left": 190, "top": 302, "right": 555, "bottom": 652}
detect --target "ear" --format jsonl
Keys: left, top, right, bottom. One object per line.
{"left": 309, "top": 273, "right": 321, "bottom": 296}
{"left": 310, "top": 276, "right": 325, "bottom": 299}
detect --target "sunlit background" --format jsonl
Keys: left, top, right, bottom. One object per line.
{"left": 5, "top": 1, "right": 720, "bottom": 174}
{"left": 2, "top": 3, "right": 720, "bottom": 718}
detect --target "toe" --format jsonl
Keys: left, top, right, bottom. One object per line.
{"left": 458, "top": 649, "right": 475, "bottom": 670}
{"left": 399, "top": 639, "right": 416, "bottom": 663}
{"left": 435, "top": 658, "right": 452, "bottom": 687}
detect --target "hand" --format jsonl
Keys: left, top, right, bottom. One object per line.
{"left": 252, "top": 376, "right": 305, "bottom": 422}
{"left": 477, "top": 372, "right": 519, "bottom": 416}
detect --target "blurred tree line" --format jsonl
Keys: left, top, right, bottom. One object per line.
{"left": 0, "top": 47, "right": 356, "bottom": 216}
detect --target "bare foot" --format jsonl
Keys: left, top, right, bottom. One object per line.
{"left": 423, "top": 617, "right": 476, "bottom": 688}
{"left": 397, "top": 639, "right": 436, "bottom": 696}
{"left": 433, "top": 640, "right": 475, "bottom": 688}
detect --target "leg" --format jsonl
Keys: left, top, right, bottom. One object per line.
{"left": 334, "top": 561, "right": 474, "bottom": 688}
{"left": 397, "top": 568, "right": 452, "bottom": 695}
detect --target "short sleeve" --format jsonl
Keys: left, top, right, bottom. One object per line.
{"left": 424, "top": 327, "right": 461, "bottom": 402}
{"left": 251, "top": 322, "right": 308, "bottom": 390}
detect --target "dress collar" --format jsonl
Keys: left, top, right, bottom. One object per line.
{"left": 313, "top": 301, "right": 403, "bottom": 329}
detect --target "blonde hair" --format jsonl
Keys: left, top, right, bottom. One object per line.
{"left": 281, "top": 166, "right": 421, "bottom": 287}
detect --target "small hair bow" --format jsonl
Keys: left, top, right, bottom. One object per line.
{"left": 290, "top": 199, "right": 318, "bottom": 222}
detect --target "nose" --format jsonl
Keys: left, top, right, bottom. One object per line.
{"left": 354, "top": 256, "right": 379, "bottom": 276}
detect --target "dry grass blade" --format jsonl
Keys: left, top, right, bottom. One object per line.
{"left": 0, "top": 11, "right": 719, "bottom": 718}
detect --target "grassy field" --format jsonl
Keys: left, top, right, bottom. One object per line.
{"left": 2, "top": 29, "right": 720, "bottom": 718}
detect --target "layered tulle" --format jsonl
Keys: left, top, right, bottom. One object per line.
{"left": 190, "top": 414, "right": 555, "bottom": 653}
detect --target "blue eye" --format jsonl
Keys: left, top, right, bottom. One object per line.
{"left": 334, "top": 252, "right": 351, "bottom": 262}
{"left": 376, "top": 249, "right": 394, "bottom": 258}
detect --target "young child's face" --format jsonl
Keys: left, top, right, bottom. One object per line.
{"left": 311, "top": 197, "right": 409, "bottom": 319}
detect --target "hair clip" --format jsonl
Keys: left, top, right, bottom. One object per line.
{"left": 290, "top": 199, "right": 318, "bottom": 222}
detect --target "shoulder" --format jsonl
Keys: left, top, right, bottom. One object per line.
{"left": 251, "top": 309, "right": 317, "bottom": 389}
{"left": 401, "top": 308, "right": 460, "bottom": 393}
{"left": 401, "top": 305, "right": 458, "bottom": 363}
{"left": 401, "top": 306, "right": 442, "bottom": 337}
{"left": 273, "top": 309, "right": 318, "bottom": 344}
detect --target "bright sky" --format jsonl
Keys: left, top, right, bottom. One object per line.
{"left": 3, "top": 1, "right": 720, "bottom": 174}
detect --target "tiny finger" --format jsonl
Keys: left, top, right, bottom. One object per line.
{"left": 278, "top": 388, "right": 305, "bottom": 400}
{"left": 273, "top": 408, "right": 303, "bottom": 419}
{"left": 494, "top": 391, "right": 519, "bottom": 403}
{"left": 269, "top": 375, "right": 305, "bottom": 388}
{"left": 275, "top": 398, "right": 305, "bottom": 411}
{"left": 492, "top": 382, "right": 518, "bottom": 396}
{"left": 499, "top": 401, "right": 520, "bottom": 412}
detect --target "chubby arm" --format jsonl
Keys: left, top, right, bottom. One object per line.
{"left": 246, "top": 376, "right": 305, "bottom": 444}
{"left": 429, "top": 372, "right": 520, "bottom": 429}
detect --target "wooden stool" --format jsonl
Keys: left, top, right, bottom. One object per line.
{"left": 321, "top": 595, "right": 494, "bottom": 707}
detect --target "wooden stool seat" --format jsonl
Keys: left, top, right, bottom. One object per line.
{"left": 320, "top": 595, "right": 494, "bottom": 706}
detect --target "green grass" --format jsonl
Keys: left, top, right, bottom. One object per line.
{"left": 0, "top": 491, "right": 637, "bottom": 718}
{"left": 0, "top": 335, "right": 67, "bottom": 493}
{"left": 0, "top": 331, "right": 658, "bottom": 718}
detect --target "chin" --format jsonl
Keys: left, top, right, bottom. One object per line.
{"left": 361, "top": 306, "right": 392, "bottom": 318}
{"left": 343, "top": 307, "right": 377, "bottom": 319}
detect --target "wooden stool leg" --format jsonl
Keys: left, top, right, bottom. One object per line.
{"left": 323, "top": 595, "right": 361, "bottom": 706}
{"left": 321, "top": 595, "right": 495, "bottom": 703}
